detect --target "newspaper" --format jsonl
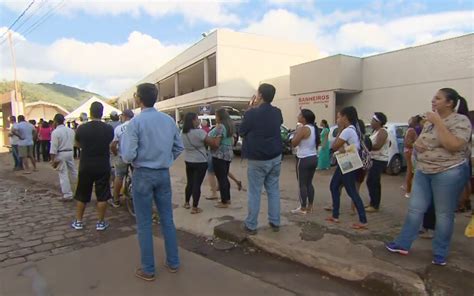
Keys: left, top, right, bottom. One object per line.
{"left": 334, "top": 144, "right": 363, "bottom": 174}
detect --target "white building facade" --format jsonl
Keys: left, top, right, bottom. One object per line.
{"left": 117, "top": 29, "right": 319, "bottom": 121}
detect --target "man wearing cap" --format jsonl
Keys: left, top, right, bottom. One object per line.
{"left": 108, "top": 109, "right": 134, "bottom": 208}
{"left": 109, "top": 111, "right": 121, "bottom": 130}
{"left": 50, "top": 113, "right": 77, "bottom": 200}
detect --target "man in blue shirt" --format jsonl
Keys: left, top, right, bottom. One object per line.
{"left": 239, "top": 83, "right": 283, "bottom": 235}
{"left": 121, "top": 83, "right": 184, "bottom": 282}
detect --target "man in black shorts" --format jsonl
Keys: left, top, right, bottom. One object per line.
{"left": 71, "top": 102, "right": 114, "bottom": 231}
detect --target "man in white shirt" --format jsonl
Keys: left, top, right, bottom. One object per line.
{"left": 8, "top": 116, "right": 22, "bottom": 171}
{"left": 50, "top": 114, "right": 78, "bottom": 200}
{"left": 108, "top": 109, "right": 134, "bottom": 208}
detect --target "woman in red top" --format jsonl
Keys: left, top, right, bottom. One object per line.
{"left": 39, "top": 121, "right": 52, "bottom": 162}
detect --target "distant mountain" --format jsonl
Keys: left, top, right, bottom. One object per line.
{"left": 0, "top": 81, "right": 106, "bottom": 111}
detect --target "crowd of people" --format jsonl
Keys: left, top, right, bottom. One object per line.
{"left": 6, "top": 82, "right": 473, "bottom": 279}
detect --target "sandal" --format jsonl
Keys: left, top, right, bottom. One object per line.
{"left": 205, "top": 196, "right": 219, "bottom": 200}
{"left": 214, "top": 202, "right": 229, "bottom": 209}
{"left": 352, "top": 223, "right": 368, "bottom": 230}
{"left": 323, "top": 206, "right": 333, "bottom": 211}
{"left": 325, "top": 217, "right": 340, "bottom": 223}
{"left": 237, "top": 181, "right": 243, "bottom": 191}
{"left": 191, "top": 207, "right": 203, "bottom": 214}
{"left": 183, "top": 203, "right": 191, "bottom": 209}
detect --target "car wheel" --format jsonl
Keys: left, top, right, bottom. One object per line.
{"left": 387, "top": 154, "right": 402, "bottom": 175}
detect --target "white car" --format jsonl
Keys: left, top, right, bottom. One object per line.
{"left": 327, "top": 123, "right": 408, "bottom": 175}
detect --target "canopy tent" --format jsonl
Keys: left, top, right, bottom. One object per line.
{"left": 65, "top": 96, "right": 121, "bottom": 120}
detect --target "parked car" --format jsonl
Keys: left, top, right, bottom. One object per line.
{"left": 234, "top": 124, "right": 294, "bottom": 156}
{"left": 327, "top": 123, "right": 409, "bottom": 175}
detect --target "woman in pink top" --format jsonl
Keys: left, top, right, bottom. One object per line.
{"left": 39, "top": 121, "right": 52, "bottom": 162}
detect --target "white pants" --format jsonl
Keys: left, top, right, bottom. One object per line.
{"left": 56, "top": 151, "right": 78, "bottom": 199}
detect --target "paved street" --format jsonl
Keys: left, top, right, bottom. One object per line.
{"left": 0, "top": 153, "right": 376, "bottom": 295}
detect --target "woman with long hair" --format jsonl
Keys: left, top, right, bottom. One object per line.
{"left": 208, "top": 109, "right": 235, "bottom": 208}
{"left": 291, "top": 109, "right": 320, "bottom": 214}
{"left": 182, "top": 113, "right": 213, "bottom": 214}
{"left": 386, "top": 88, "right": 471, "bottom": 266}
{"left": 317, "top": 119, "right": 331, "bottom": 170}
{"left": 327, "top": 106, "right": 368, "bottom": 229}
{"left": 403, "top": 115, "right": 423, "bottom": 198}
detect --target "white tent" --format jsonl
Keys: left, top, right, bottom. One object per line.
{"left": 65, "top": 96, "right": 121, "bottom": 120}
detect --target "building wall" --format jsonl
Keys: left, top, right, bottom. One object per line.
{"left": 345, "top": 34, "right": 474, "bottom": 122}
{"left": 287, "top": 34, "right": 474, "bottom": 124}
{"left": 217, "top": 30, "right": 319, "bottom": 100}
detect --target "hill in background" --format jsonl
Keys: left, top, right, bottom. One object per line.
{"left": 0, "top": 81, "right": 106, "bottom": 111}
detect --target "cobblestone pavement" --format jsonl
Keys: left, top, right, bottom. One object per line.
{"left": 0, "top": 177, "right": 136, "bottom": 269}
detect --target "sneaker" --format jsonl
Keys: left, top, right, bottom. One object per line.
{"left": 241, "top": 223, "right": 257, "bottom": 235}
{"left": 71, "top": 220, "right": 84, "bottom": 230}
{"left": 165, "top": 263, "right": 179, "bottom": 273}
{"left": 419, "top": 229, "right": 434, "bottom": 239}
{"left": 135, "top": 268, "right": 155, "bottom": 281}
{"left": 404, "top": 193, "right": 410, "bottom": 198}
{"left": 96, "top": 220, "right": 110, "bottom": 231}
{"left": 365, "top": 206, "right": 379, "bottom": 213}
{"left": 432, "top": 255, "right": 447, "bottom": 266}
{"left": 291, "top": 207, "right": 307, "bottom": 215}
{"left": 385, "top": 242, "right": 409, "bottom": 255}
{"left": 269, "top": 222, "right": 280, "bottom": 232}
{"left": 107, "top": 199, "right": 120, "bottom": 208}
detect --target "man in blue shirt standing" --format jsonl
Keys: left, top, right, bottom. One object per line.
{"left": 121, "top": 83, "right": 184, "bottom": 282}
{"left": 239, "top": 83, "right": 283, "bottom": 235}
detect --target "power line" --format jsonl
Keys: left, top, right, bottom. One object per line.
{"left": 22, "top": 0, "right": 65, "bottom": 38}
{"left": 0, "top": 0, "right": 36, "bottom": 40}
{"left": 13, "top": 0, "right": 49, "bottom": 34}
{"left": 0, "top": 0, "right": 65, "bottom": 48}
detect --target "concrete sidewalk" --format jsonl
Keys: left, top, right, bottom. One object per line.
{"left": 0, "top": 235, "right": 293, "bottom": 296}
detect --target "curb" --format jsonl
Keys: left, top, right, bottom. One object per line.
{"left": 214, "top": 221, "right": 427, "bottom": 295}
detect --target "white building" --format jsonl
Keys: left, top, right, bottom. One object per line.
{"left": 117, "top": 29, "right": 319, "bottom": 121}
{"left": 273, "top": 33, "right": 474, "bottom": 127}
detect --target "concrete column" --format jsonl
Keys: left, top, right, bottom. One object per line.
{"left": 204, "top": 57, "right": 209, "bottom": 88}
{"left": 175, "top": 108, "right": 180, "bottom": 124}
{"left": 174, "top": 74, "right": 179, "bottom": 97}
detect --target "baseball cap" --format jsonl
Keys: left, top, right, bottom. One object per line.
{"left": 110, "top": 111, "right": 118, "bottom": 117}
{"left": 122, "top": 109, "right": 134, "bottom": 119}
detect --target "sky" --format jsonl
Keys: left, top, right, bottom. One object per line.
{"left": 0, "top": 0, "right": 473, "bottom": 97}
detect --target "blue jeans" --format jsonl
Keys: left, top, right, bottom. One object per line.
{"left": 245, "top": 155, "right": 282, "bottom": 230}
{"left": 330, "top": 167, "right": 367, "bottom": 223}
{"left": 132, "top": 167, "right": 179, "bottom": 274}
{"left": 11, "top": 145, "right": 21, "bottom": 168}
{"left": 394, "top": 162, "right": 468, "bottom": 258}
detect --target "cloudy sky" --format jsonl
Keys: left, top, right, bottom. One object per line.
{"left": 0, "top": 0, "right": 473, "bottom": 97}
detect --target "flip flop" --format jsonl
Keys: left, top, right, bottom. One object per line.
{"left": 325, "top": 217, "right": 340, "bottom": 223}
{"left": 352, "top": 223, "right": 368, "bottom": 230}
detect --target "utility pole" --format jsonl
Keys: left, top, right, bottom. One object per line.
{"left": 7, "top": 31, "right": 23, "bottom": 115}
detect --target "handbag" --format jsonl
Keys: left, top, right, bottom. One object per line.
{"left": 354, "top": 125, "right": 373, "bottom": 170}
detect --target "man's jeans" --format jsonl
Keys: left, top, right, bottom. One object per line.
{"left": 395, "top": 162, "right": 468, "bottom": 258}
{"left": 132, "top": 167, "right": 179, "bottom": 274}
{"left": 11, "top": 145, "right": 21, "bottom": 168}
{"left": 244, "top": 155, "right": 281, "bottom": 231}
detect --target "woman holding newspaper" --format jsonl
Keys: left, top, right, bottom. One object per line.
{"left": 327, "top": 106, "right": 368, "bottom": 229}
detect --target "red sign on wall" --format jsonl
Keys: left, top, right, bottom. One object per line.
{"left": 298, "top": 94, "right": 330, "bottom": 105}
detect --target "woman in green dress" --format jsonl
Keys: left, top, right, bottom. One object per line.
{"left": 317, "top": 120, "right": 331, "bottom": 170}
